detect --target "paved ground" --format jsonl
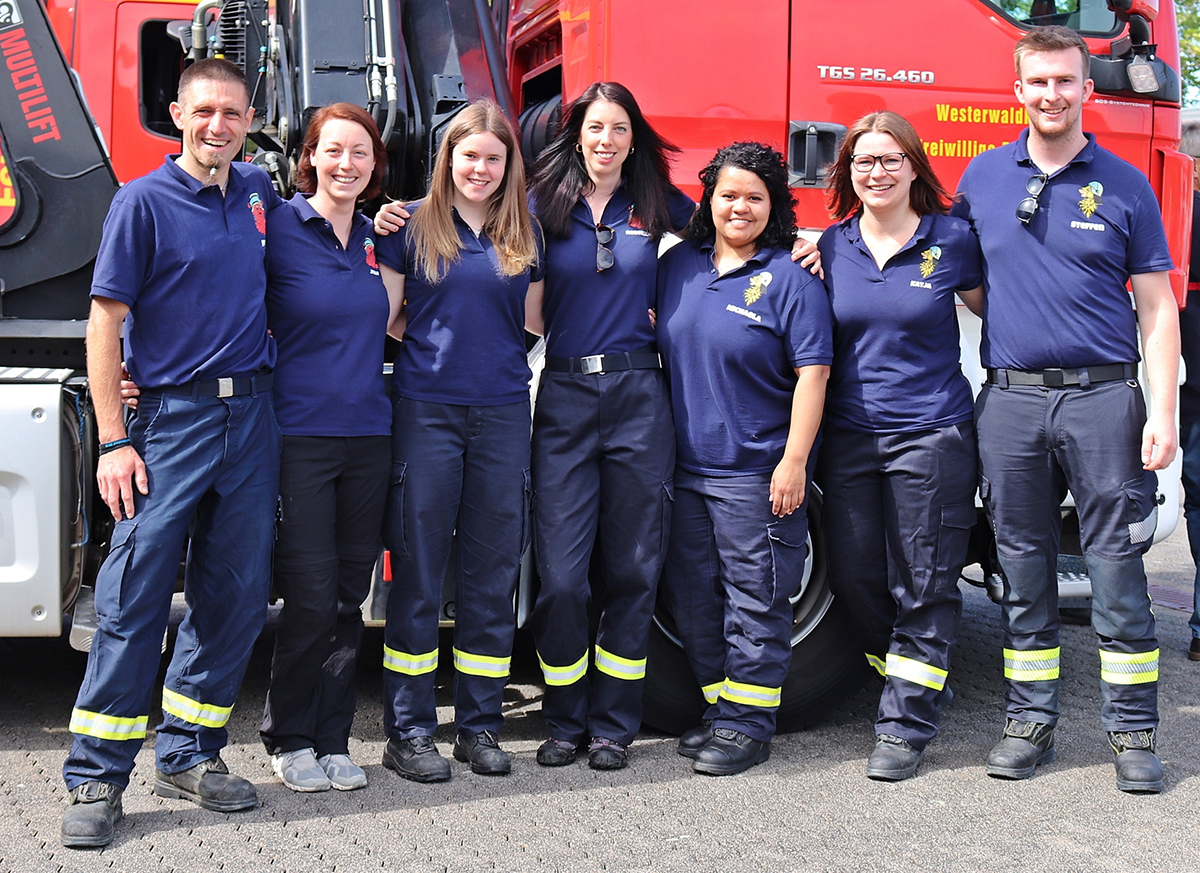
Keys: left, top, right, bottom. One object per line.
{"left": 2, "top": 524, "right": 1198, "bottom": 873}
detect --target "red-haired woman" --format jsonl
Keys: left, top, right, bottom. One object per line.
{"left": 816, "top": 110, "right": 982, "bottom": 781}
{"left": 259, "top": 103, "right": 403, "bottom": 792}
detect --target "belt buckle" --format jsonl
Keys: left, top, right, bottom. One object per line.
{"left": 217, "top": 377, "right": 234, "bottom": 398}
{"left": 1043, "top": 369, "right": 1064, "bottom": 387}
{"left": 580, "top": 355, "right": 605, "bottom": 375}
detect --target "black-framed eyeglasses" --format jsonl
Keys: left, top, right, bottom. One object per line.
{"left": 1016, "top": 173, "right": 1048, "bottom": 225}
{"left": 850, "top": 153, "right": 907, "bottom": 173}
{"left": 596, "top": 223, "right": 615, "bottom": 272}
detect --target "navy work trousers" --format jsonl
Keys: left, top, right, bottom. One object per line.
{"left": 64, "top": 389, "right": 280, "bottom": 789}
{"left": 260, "top": 434, "right": 389, "bottom": 757}
{"left": 529, "top": 368, "right": 674, "bottom": 746}
{"left": 382, "top": 397, "right": 531, "bottom": 739}
{"left": 1179, "top": 415, "right": 1200, "bottom": 639}
{"left": 659, "top": 469, "right": 808, "bottom": 743}
{"left": 976, "top": 380, "right": 1159, "bottom": 731}
{"left": 818, "top": 421, "right": 976, "bottom": 750}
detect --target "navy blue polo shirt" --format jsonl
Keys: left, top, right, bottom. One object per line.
{"left": 656, "top": 240, "right": 833, "bottom": 476}
{"left": 265, "top": 194, "right": 391, "bottom": 437}
{"left": 818, "top": 212, "right": 981, "bottom": 433}
{"left": 91, "top": 158, "right": 279, "bottom": 387}
{"left": 953, "top": 130, "right": 1173, "bottom": 370}
{"left": 374, "top": 201, "right": 545, "bottom": 406}
{"left": 537, "top": 183, "right": 694, "bottom": 356}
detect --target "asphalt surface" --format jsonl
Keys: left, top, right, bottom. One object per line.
{"left": 2, "top": 524, "right": 1199, "bottom": 873}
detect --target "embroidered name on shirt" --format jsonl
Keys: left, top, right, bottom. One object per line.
{"left": 1070, "top": 220, "right": 1106, "bottom": 231}
{"left": 625, "top": 228, "right": 651, "bottom": 237}
{"left": 726, "top": 303, "right": 762, "bottom": 322}
{"left": 910, "top": 280, "right": 933, "bottom": 289}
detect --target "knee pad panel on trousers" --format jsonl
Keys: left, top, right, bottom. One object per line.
{"left": 1086, "top": 554, "right": 1156, "bottom": 642}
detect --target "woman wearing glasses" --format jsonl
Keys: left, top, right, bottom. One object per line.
{"left": 815, "top": 110, "right": 982, "bottom": 781}
{"left": 524, "top": 82, "right": 694, "bottom": 770}
{"left": 656, "top": 142, "right": 832, "bottom": 776}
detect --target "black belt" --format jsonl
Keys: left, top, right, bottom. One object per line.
{"left": 158, "top": 369, "right": 274, "bottom": 398}
{"left": 986, "top": 363, "right": 1136, "bottom": 388}
{"left": 545, "top": 352, "right": 661, "bottom": 375}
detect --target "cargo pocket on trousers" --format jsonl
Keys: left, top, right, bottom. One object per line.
{"left": 95, "top": 523, "right": 137, "bottom": 622}
{"left": 383, "top": 461, "right": 409, "bottom": 558}
{"left": 658, "top": 479, "right": 675, "bottom": 557}
{"left": 767, "top": 513, "right": 809, "bottom": 602}
{"left": 1121, "top": 472, "right": 1159, "bottom": 551}
{"left": 519, "top": 467, "right": 533, "bottom": 554}
{"left": 935, "top": 502, "right": 977, "bottom": 594}
{"left": 978, "top": 476, "right": 996, "bottom": 535}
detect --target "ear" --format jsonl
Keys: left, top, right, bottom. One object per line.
{"left": 169, "top": 101, "right": 184, "bottom": 131}
{"left": 1081, "top": 77, "right": 1094, "bottom": 104}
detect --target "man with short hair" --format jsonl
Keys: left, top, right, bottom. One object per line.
{"left": 61, "top": 58, "right": 281, "bottom": 848}
{"left": 954, "top": 25, "right": 1179, "bottom": 793}
{"left": 1176, "top": 122, "right": 1200, "bottom": 663}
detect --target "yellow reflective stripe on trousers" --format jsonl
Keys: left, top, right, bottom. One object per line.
{"left": 865, "top": 652, "right": 886, "bottom": 677}
{"left": 719, "top": 679, "right": 782, "bottom": 708}
{"left": 382, "top": 645, "right": 438, "bottom": 676}
{"left": 538, "top": 651, "right": 587, "bottom": 686}
{"left": 160, "top": 687, "right": 232, "bottom": 729}
{"left": 453, "top": 647, "right": 511, "bottom": 678}
{"left": 702, "top": 680, "right": 722, "bottom": 705}
{"left": 1099, "top": 648, "right": 1159, "bottom": 685}
{"left": 1003, "top": 647, "right": 1060, "bottom": 682}
{"left": 594, "top": 645, "right": 646, "bottom": 681}
{"left": 69, "top": 707, "right": 148, "bottom": 741}
{"left": 885, "top": 653, "right": 948, "bottom": 691}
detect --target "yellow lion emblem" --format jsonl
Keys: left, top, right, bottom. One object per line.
{"left": 1078, "top": 181, "right": 1103, "bottom": 218}
{"left": 744, "top": 271, "right": 773, "bottom": 305}
{"left": 919, "top": 245, "right": 941, "bottom": 279}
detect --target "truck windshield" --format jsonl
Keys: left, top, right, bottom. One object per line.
{"left": 983, "top": 0, "right": 1117, "bottom": 34}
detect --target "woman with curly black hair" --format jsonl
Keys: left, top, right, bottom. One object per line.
{"left": 655, "top": 142, "right": 833, "bottom": 776}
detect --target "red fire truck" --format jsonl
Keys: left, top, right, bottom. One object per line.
{"left": 0, "top": 0, "right": 1190, "bottom": 733}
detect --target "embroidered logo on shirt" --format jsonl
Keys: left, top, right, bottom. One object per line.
{"left": 1078, "top": 181, "right": 1103, "bottom": 218}
{"left": 364, "top": 237, "right": 378, "bottom": 269}
{"left": 744, "top": 271, "right": 772, "bottom": 305}
{"left": 919, "top": 245, "right": 941, "bottom": 279}
{"left": 248, "top": 192, "right": 266, "bottom": 235}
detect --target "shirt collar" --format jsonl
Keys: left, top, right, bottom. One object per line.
{"left": 697, "top": 237, "right": 776, "bottom": 269}
{"left": 1013, "top": 128, "right": 1096, "bottom": 169}
{"left": 163, "top": 155, "right": 249, "bottom": 197}
{"left": 841, "top": 211, "right": 936, "bottom": 256}
{"left": 291, "top": 192, "right": 372, "bottom": 238}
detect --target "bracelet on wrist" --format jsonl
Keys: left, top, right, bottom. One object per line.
{"left": 99, "top": 438, "right": 132, "bottom": 455}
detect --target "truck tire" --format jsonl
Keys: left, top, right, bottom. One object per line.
{"left": 641, "top": 489, "right": 866, "bottom": 735}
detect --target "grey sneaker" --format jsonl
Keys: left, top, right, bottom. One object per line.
{"left": 318, "top": 753, "right": 368, "bottom": 790}
{"left": 272, "top": 748, "right": 331, "bottom": 792}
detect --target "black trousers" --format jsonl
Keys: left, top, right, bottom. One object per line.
{"left": 261, "top": 434, "right": 390, "bottom": 756}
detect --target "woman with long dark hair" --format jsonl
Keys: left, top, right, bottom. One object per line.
{"left": 523, "top": 82, "right": 694, "bottom": 771}
{"left": 656, "top": 142, "right": 832, "bottom": 776}
{"left": 816, "top": 110, "right": 982, "bottom": 781}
